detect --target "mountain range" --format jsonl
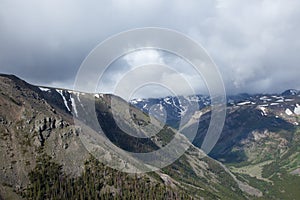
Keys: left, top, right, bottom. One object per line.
{"left": 130, "top": 89, "right": 300, "bottom": 199}
{"left": 0, "top": 74, "right": 299, "bottom": 199}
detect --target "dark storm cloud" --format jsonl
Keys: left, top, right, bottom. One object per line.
{"left": 0, "top": 0, "right": 300, "bottom": 96}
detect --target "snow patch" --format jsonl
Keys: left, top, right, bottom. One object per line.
{"left": 186, "top": 96, "right": 200, "bottom": 102}
{"left": 159, "top": 104, "right": 163, "bottom": 111}
{"left": 76, "top": 93, "right": 81, "bottom": 102}
{"left": 285, "top": 108, "right": 293, "bottom": 116}
{"left": 294, "top": 104, "right": 300, "bottom": 115}
{"left": 272, "top": 96, "right": 283, "bottom": 99}
{"left": 237, "top": 101, "right": 251, "bottom": 106}
{"left": 180, "top": 106, "right": 188, "bottom": 116}
{"left": 260, "top": 96, "right": 272, "bottom": 101}
{"left": 259, "top": 104, "right": 269, "bottom": 107}
{"left": 285, "top": 99, "right": 294, "bottom": 102}
{"left": 94, "top": 93, "right": 104, "bottom": 98}
{"left": 70, "top": 97, "right": 78, "bottom": 117}
{"left": 130, "top": 100, "right": 138, "bottom": 104}
{"left": 294, "top": 122, "right": 299, "bottom": 126}
{"left": 270, "top": 103, "right": 280, "bottom": 106}
{"left": 39, "top": 87, "right": 50, "bottom": 92}
{"left": 56, "top": 90, "right": 71, "bottom": 111}
{"left": 258, "top": 106, "right": 267, "bottom": 116}
{"left": 164, "top": 98, "right": 172, "bottom": 105}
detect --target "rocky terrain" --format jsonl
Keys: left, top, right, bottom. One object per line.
{"left": 131, "top": 89, "right": 300, "bottom": 199}
{"left": 1, "top": 73, "right": 299, "bottom": 199}
{"left": 0, "top": 74, "right": 264, "bottom": 199}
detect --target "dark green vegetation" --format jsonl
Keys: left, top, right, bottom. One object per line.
{"left": 23, "top": 154, "right": 190, "bottom": 200}
{"left": 229, "top": 127, "right": 300, "bottom": 200}
{"left": 162, "top": 154, "right": 246, "bottom": 200}
{"left": 195, "top": 104, "right": 300, "bottom": 199}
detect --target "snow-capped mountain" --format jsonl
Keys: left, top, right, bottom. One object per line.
{"left": 2, "top": 74, "right": 300, "bottom": 199}
{"left": 281, "top": 89, "right": 300, "bottom": 96}
{"left": 130, "top": 90, "right": 300, "bottom": 130}
{"left": 129, "top": 90, "right": 300, "bottom": 199}
{"left": 0, "top": 74, "right": 263, "bottom": 199}
{"left": 130, "top": 95, "right": 210, "bottom": 129}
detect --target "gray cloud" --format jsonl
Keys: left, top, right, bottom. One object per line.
{"left": 0, "top": 0, "right": 299, "bottom": 97}
{"left": 97, "top": 50, "right": 208, "bottom": 98}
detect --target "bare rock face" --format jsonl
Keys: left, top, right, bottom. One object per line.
{"left": 0, "top": 75, "right": 89, "bottom": 193}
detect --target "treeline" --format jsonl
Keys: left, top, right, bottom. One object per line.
{"left": 22, "top": 154, "right": 192, "bottom": 200}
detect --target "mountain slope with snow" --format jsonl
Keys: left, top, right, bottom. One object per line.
{"left": 130, "top": 90, "right": 300, "bottom": 199}
{"left": 0, "top": 74, "right": 260, "bottom": 199}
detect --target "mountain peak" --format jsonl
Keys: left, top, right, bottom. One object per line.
{"left": 282, "top": 89, "right": 299, "bottom": 96}
{"left": 0, "top": 73, "right": 22, "bottom": 81}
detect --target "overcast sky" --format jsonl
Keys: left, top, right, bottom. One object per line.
{"left": 0, "top": 0, "right": 300, "bottom": 98}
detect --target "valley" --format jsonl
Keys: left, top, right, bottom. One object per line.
{"left": 0, "top": 74, "right": 299, "bottom": 199}
{"left": 131, "top": 89, "right": 300, "bottom": 199}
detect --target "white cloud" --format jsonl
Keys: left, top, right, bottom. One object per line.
{"left": 123, "top": 50, "right": 164, "bottom": 67}
{"left": 97, "top": 49, "right": 207, "bottom": 98}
